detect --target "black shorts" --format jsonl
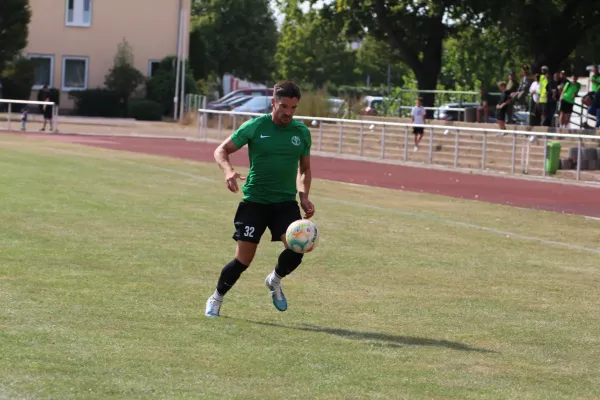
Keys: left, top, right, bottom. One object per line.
{"left": 560, "top": 101, "right": 573, "bottom": 113}
{"left": 43, "top": 106, "right": 53, "bottom": 120}
{"left": 232, "top": 200, "right": 302, "bottom": 243}
{"left": 413, "top": 127, "right": 424, "bottom": 134}
{"left": 496, "top": 108, "right": 506, "bottom": 121}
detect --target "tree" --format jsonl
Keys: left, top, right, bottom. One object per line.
{"left": 274, "top": 0, "right": 358, "bottom": 88}
{"left": 489, "top": 0, "right": 600, "bottom": 73}
{"left": 189, "top": 0, "right": 278, "bottom": 90}
{"left": 353, "top": 36, "right": 412, "bottom": 89}
{"left": 0, "top": 0, "right": 31, "bottom": 76}
{"left": 0, "top": 55, "right": 35, "bottom": 111}
{"left": 104, "top": 38, "right": 146, "bottom": 116}
{"left": 326, "top": 0, "right": 494, "bottom": 115}
{"left": 439, "top": 25, "right": 528, "bottom": 92}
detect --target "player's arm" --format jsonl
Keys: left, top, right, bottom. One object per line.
{"left": 214, "top": 137, "right": 245, "bottom": 193}
{"left": 297, "top": 155, "right": 314, "bottom": 218}
{"left": 214, "top": 137, "right": 241, "bottom": 176}
{"left": 298, "top": 155, "right": 312, "bottom": 200}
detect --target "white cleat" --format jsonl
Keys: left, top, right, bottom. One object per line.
{"left": 205, "top": 296, "right": 222, "bottom": 318}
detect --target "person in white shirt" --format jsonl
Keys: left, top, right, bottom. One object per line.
{"left": 528, "top": 73, "right": 541, "bottom": 125}
{"left": 411, "top": 97, "right": 426, "bottom": 151}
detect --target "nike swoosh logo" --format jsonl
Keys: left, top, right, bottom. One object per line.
{"left": 260, "top": 135, "right": 270, "bottom": 138}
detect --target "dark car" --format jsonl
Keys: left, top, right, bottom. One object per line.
{"left": 208, "top": 96, "right": 254, "bottom": 112}
{"left": 434, "top": 102, "right": 480, "bottom": 121}
{"left": 207, "top": 88, "right": 273, "bottom": 109}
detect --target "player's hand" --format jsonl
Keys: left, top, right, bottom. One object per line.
{"left": 225, "top": 170, "right": 245, "bottom": 193}
{"left": 300, "top": 198, "right": 315, "bottom": 219}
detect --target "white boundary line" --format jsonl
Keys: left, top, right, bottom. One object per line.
{"left": 32, "top": 145, "right": 600, "bottom": 256}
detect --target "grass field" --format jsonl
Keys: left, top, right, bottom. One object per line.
{"left": 1, "top": 134, "right": 600, "bottom": 400}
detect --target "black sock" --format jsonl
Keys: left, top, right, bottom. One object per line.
{"left": 274, "top": 249, "right": 303, "bottom": 278}
{"left": 216, "top": 259, "right": 249, "bottom": 296}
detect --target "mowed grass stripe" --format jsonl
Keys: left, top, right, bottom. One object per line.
{"left": 0, "top": 135, "right": 599, "bottom": 399}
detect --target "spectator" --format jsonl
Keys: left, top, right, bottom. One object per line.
{"left": 528, "top": 73, "right": 541, "bottom": 126}
{"left": 542, "top": 70, "right": 558, "bottom": 127}
{"left": 589, "top": 65, "right": 600, "bottom": 95}
{"left": 515, "top": 64, "right": 534, "bottom": 104}
{"left": 411, "top": 97, "right": 426, "bottom": 152}
{"left": 538, "top": 66, "right": 549, "bottom": 126}
{"left": 39, "top": 85, "right": 54, "bottom": 132}
{"left": 21, "top": 107, "right": 28, "bottom": 131}
{"left": 559, "top": 74, "right": 581, "bottom": 128}
{"left": 496, "top": 81, "right": 512, "bottom": 132}
{"left": 586, "top": 65, "right": 600, "bottom": 123}
{"left": 505, "top": 71, "right": 519, "bottom": 122}
{"left": 593, "top": 87, "right": 600, "bottom": 129}
{"left": 477, "top": 88, "right": 490, "bottom": 123}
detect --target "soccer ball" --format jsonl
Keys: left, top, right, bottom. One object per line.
{"left": 285, "top": 219, "right": 319, "bottom": 254}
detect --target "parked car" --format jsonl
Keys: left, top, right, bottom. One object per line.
{"left": 208, "top": 96, "right": 254, "bottom": 112}
{"left": 435, "top": 102, "right": 480, "bottom": 121}
{"left": 328, "top": 98, "right": 346, "bottom": 116}
{"left": 232, "top": 96, "right": 272, "bottom": 113}
{"left": 361, "top": 96, "right": 386, "bottom": 115}
{"left": 207, "top": 88, "right": 273, "bottom": 109}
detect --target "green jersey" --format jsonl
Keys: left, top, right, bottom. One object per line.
{"left": 230, "top": 114, "right": 312, "bottom": 204}
{"left": 591, "top": 74, "right": 600, "bottom": 92}
{"left": 562, "top": 81, "right": 581, "bottom": 104}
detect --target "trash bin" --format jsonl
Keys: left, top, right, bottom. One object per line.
{"left": 464, "top": 107, "right": 476, "bottom": 122}
{"left": 546, "top": 141, "right": 561, "bottom": 174}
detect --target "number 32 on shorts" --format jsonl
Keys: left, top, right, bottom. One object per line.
{"left": 244, "top": 226, "right": 255, "bottom": 238}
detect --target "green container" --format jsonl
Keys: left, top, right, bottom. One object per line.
{"left": 546, "top": 141, "right": 561, "bottom": 174}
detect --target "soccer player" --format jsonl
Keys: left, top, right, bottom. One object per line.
{"left": 205, "top": 81, "right": 315, "bottom": 318}
{"left": 559, "top": 74, "right": 581, "bottom": 128}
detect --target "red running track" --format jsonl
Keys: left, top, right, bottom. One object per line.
{"left": 8, "top": 132, "right": 600, "bottom": 217}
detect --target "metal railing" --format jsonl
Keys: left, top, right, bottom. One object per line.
{"left": 197, "top": 108, "right": 600, "bottom": 181}
{"left": 0, "top": 99, "right": 59, "bottom": 132}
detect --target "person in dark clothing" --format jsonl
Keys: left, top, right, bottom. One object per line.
{"left": 39, "top": 85, "right": 54, "bottom": 132}
{"left": 496, "top": 81, "right": 512, "bottom": 132}
{"left": 593, "top": 88, "right": 600, "bottom": 129}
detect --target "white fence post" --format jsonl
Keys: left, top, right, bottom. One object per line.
{"left": 511, "top": 134, "right": 517, "bottom": 174}
{"left": 318, "top": 122, "right": 323, "bottom": 152}
{"left": 454, "top": 129, "right": 459, "bottom": 168}
{"left": 403, "top": 127, "right": 408, "bottom": 161}
{"left": 481, "top": 130, "right": 487, "bottom": 170}
{"left": 380, "top": 125, "right": 386, "bottom": 159}
{"left": 338, "top": 122, "right": 343, "bottom": 154}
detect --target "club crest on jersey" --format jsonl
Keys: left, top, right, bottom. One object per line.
{"left": 291, "top": 136, "right": 301, "bottom": 146}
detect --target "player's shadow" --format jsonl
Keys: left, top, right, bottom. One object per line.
{"left": 245, "top": 320, "right": 498, "bottom": 354}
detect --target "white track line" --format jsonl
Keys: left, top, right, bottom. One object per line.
{"left": 22, "top": 146, "right": 600, "bottom": 256}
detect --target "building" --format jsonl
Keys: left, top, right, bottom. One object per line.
{"left": 23, "top": 0, "right": 192, "bottom": 110}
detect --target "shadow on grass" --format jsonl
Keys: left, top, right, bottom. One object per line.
{"left": 243, "top": 320, "right": 498, "bottom": 354}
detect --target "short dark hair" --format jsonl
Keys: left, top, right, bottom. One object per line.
{"left": 274, "top": 81, "right": 301, "bottom": 100}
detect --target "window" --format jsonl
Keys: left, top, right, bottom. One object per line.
{"left": 62, "top": 57, "right": 89, "bottom": 91}
{"left": 66, "top": 0, "right": 92, "bottom": 26}
{"left": 148, "top": 61, "right": 161, "bottom": 77}
{"left": 28, "top": 54, "right": 54, "bottom": 89}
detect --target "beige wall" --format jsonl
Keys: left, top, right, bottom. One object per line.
{"left": 25, "top": 0, "right": 191, "bottom": 109}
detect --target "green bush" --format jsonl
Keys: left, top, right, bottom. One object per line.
{"left": 0, "top": 56, "right": 35, "bottom": 111}
{"left": 70, "top": 88, "right": 121, "bottom": 117}
{"left": 146, "top": 56, "right": 198, "bottom": 116}
{"left": 128, "top": 99, "right": 163, "bottom": 121}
